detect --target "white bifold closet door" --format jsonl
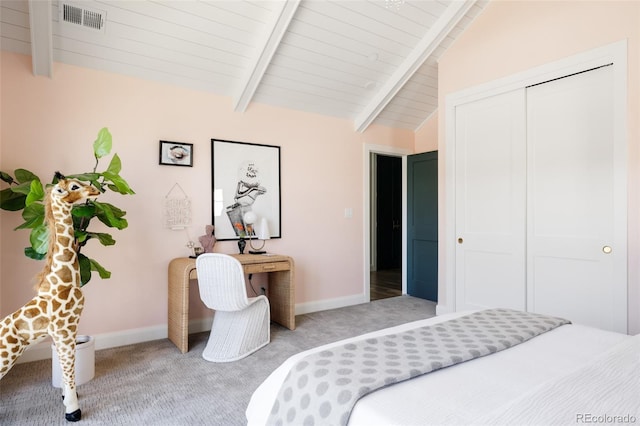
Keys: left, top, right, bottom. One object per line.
{"left": 455, "top": 65, "right": 627, "bottom": 333}
{"left": 526, "top": 65, "right": 626, "bottom": 333}
{"left": 454, "top": 89, "right": 527, "bottom": 312}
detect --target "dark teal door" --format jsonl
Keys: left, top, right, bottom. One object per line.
{"left": 407, "top": 151, "right": 438, "bottom": 301}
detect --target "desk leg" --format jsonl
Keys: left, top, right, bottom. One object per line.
{"left": 269, "top": 267, "right": 295, "bottom": 330}
{"left": 168, "top": 259, "right": 193, "bottom": 353}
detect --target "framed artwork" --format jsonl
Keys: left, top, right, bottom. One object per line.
{"left": 211, "top": 139, "right": 281, "bottom": 241}
{"left": 159, "top": 141, "right": 193, "bottom": 167}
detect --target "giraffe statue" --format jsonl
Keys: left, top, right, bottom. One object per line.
{"left": 0, "top": 172, "right": 100, "bottom": 422}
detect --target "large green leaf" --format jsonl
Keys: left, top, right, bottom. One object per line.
{"left": 0, "top": 188, "right": 26, "bottom": 211}
{"left": 16, "top": 202, "right": 44, "bottom": 229}
{"left": 78, "top": 254, "right": 92, "bottom": 286}
{"left": 94, "top": 201, "right": 128, "bottom": 230}
{"left": 75, "top": 229, "right": 89, "bottom": 243}
{"left": 72, "top": 203, "right": 96, "bottom": 218}
{"left": 29, "top": 224, "right": 49, "bottom": 254}
{"left": 68, "top": 172, "right": 101, "bottom": 182}
{"left": 88, "top": 232, "right": 116, "bottom": 246}
{"left": 25, "top": 246, "right": 46, "bottom": 260}
{"left": 0, "top": 171, "right": 15, "bottom": 184}
{"left": 106, "top": 153, "right": 122, "bottom": 175}
{"left": 78, "top": 254, "right": 111, "bottom": 286}
{"left": 93, "top": 128, "right": 112, "bottom": 159}
{"left": 102, "top": 171, "right": 135, "bottom": 195}
{"left": 25, "top": 179, "right": 44, "bottom": 206}
{"left": 90, "top": 258, "right": 111, "bottom": 279}
{"left": 11, "top": 181, "right": 35, "bottom": 196}
{"left": 14, "top": 169, "right": 38, "bottom": 184}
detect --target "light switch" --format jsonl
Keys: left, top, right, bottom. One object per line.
{"left": 344, "top": 208, "right": 353, "bottom": 218}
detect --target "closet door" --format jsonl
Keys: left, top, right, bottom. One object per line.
{"left": 455, "top": 89, "right": 526, "bottom": 311}
{"left": 526, "top": 66, "right": 627, "bottom": 333}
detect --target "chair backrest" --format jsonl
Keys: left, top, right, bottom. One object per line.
{"left": 196, "top": 253, "right": 250, "bottom": 312}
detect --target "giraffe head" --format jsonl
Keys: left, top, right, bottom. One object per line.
{"left": 51, "top": 172, "right": 100, "bottom": 205}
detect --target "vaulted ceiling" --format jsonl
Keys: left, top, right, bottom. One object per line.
{"left": 0, "top": 0, "right": 487, "bottom": 131}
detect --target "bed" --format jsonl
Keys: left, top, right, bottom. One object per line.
{"left": 246, "top": 310, "right": 639, "bottom": 426}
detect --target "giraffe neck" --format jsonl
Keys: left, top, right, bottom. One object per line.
{"left": 38, "top": 192, "right": 79, "bottom": 294}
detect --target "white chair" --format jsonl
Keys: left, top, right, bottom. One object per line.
{"left": 195, "top": 253, "right": 270, "bottom": 362}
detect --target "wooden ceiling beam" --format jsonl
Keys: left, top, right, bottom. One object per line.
{"left": 233, "top": 0, "right": 300, "bottom": 112}
{"left": 28, "top": 0, "right": 53, "bottom": 78}
{"left": 354, "top": 0, "right": 477, "bottom": 133}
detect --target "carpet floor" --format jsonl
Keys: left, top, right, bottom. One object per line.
{"left": 0, "top": 296, "right": 436, "bottom": 425}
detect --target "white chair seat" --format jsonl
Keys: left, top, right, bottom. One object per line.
{"left": 196, "top": 254, "right": 270, "bottom": 362}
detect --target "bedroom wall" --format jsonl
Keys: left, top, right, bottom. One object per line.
{"left": 414, "top": 111, "right": 438, "bottom": 153}
{"left": 0, "top": 51, "right": 414, "bottom": 343}
{"left": 437, "top": 0, "right": 640, "bottom": 334}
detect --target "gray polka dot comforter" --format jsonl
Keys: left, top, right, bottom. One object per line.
{"left": 268, "top": 308, "right": 570, "bottom": 426}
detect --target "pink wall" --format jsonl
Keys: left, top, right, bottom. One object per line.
{"left": 415, "top": 111, "right": 438, "bottom": 153}
{"left": 0, "top": 51, "right": 414, "bottom": 336}
{"left": 437, "top": 0, "right": 640, "bottom": 333}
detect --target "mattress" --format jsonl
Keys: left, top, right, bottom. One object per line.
{"left": 246, "top": 311, "right": 634, "bottom": 426}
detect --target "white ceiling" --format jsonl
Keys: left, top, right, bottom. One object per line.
{"left": 0, "top": 0, "right": 487, "bottom": 131}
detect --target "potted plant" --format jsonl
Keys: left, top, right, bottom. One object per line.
{"left": 0, "top": 127, "right": 134, "bottom": 284}
{"left": 0, "top": 127, "right": 134, "bottom": 385}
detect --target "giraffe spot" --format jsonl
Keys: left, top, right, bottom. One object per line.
{"left": 55, "top": 248, "right": 75, "bottom": 263}
{"left": 33, "top": 317, "right": 49, "bottom": 330}
{"left": 6, "top": 336, "right": 18, "bottom": 345}
{"left": 65, "top": 300, "right": 79, "bottom": 311}
{"left": 52, "top": 300, "right": 62, "bottom": 311}
{"left": 57, "top": 266, "right": 73, "bottom": 283}
{"left": 13, "top": 319, "right": 28, "bottom": 331}
{"left": 58, "top": 236, "right": 72, "bottom": 249}
{"left": 23, "top": 308, "right": 41, "bottom": 319}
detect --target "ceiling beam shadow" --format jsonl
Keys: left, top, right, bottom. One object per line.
{"left": 354, "top": 0, "right": 477, "bottom": 133}
{"left": 233, "top": 0, "right": 301, "bottom": 112}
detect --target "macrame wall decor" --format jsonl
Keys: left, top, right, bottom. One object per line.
{"left": 164, "top": 183, "right": 201, "bottom": 256}
{"left": 164, "top": 183, "right": 192, "bottom": 230}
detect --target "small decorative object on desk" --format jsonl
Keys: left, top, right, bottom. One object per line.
{"left": 198, "top": 225, "right": 216, "bottom": 253}
{"left": 238, "top": 238, "right": 246, "bottom": 254}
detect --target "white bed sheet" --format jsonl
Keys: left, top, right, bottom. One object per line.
{"left": 246, "top": 311, "right": 630, "bottom": 426}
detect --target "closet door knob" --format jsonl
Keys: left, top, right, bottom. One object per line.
{"left": 457, "top": 237, "right": 464, "bottom": 244}
{"left": 602, "top": 245, "right": 612, "bottom": 254}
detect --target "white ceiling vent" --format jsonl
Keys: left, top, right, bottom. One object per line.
{"left": 59, "top": 2, "right": 106, "bottom": 33}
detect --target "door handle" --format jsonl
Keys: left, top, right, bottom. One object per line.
{"left": 602, "top": 245, "right": 612, "bottom": 254}
{"left": 457, "top": 237, "right": 463, "bottom": 244}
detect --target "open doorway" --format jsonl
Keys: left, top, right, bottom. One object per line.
{"left": 370, "top": 153, "right": 402, "bottom": 301}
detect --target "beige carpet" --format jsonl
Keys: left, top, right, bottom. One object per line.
{"left": 0, "top": 296, "right": 436, "bottom": 425}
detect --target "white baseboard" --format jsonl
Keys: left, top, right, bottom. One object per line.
{"left": 436, "top": 303, "right": 453, "bottom": 316}
{"left": 16, "top": 296, "right": 367, "bottom": 365}
{"left": 16, "top": 319, "right": 216, "bottom": 365}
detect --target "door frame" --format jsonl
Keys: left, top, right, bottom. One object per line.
{"left": 442, "top": 40, "right": 628, "bottom": 315}
{"left": 363, "top": 144, "right": 411, "bottom": 302}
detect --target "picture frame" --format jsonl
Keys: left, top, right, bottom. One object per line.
{"left": 159, "top": 140, "right": 193, "bottom": 167}
{"left": 211, "top": 139, "right": 281, "bottom": 241}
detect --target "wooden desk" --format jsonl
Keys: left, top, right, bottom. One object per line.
{"left": 168, "top": 254, "right": 295, "bottom": 353}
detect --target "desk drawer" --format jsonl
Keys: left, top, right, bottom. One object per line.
{"left": 244, "top": 261, "right": 289, "bottom": 274}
